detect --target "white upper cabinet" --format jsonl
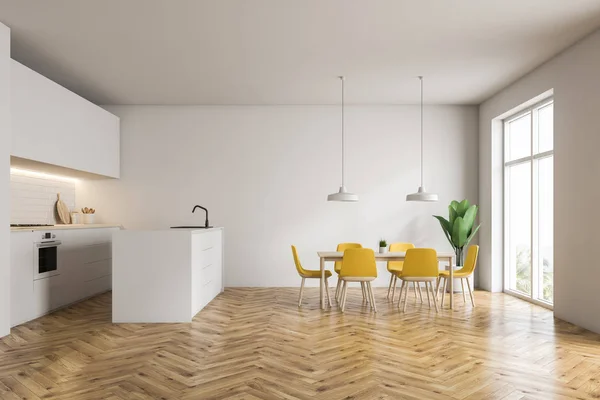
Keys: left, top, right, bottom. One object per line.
{"left": 10, "top": 60, "right": 120, "bottom": 178}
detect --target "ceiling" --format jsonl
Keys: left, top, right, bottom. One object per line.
{"left": 1, "top": 0, "right": 600, "bottom": 105}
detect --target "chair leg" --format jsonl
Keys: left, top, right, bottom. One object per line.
{"left": 466, "top": 277, "right": 475, "bottom": 307}
{"left": 298, "top": 277, "right": 305, "bottom": 307}
{"left": 417, "top": 283, "right": 424, "bottom": 303}
{"left": 435, "top": 277, "right": 442, "bottom": 298}
{"left": 413, "top": 282, "right": 418, "bottom": 304}
{"left": 397, "top": 280, "right": 405, "bottom": 309}
{"left": 325, "top": 277, "right": 332, "bottom": 307}
{"left": 335, "top": 278, "right": 342, "bottom": 301}
{"left": 341, "top": 281, "right": 348, "bottom": 312}
{"left": 387, "top": 274, "right": 394, "bottom": 299}
{"left": 402, "top": 282, "right": 409, "bottom": 312}
{"left": 391, "top": 275, "right": 398, "bottom": 301}
{"left": 368, "top": 282, "right": 377, "bottom": 312}
{"left": 361, "top": 282, "right": 368, "bottom": 303}
{"left": 441, "top": 277, "right": 447, "bottom": 307}
{"left": 461, "top": 278, "right": 467, "bottom": 304}
{"left": 425, "top": 281, "right": 431, "bottom": 309}
{"left": 430, "top": 282, "right": 439, "bottom": 313}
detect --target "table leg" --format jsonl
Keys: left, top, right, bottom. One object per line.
{"left": 449, "top": 256, "right": 454, "bottom": 310}
{"left": 320, "top": 257, "right": 325, "bottom": 310}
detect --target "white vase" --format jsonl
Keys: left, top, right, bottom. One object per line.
{"left": 379, "top": 247, "right": 387, "bottom": 254}
{"left": 83, "top": 214, "right": 95, "bottom": 224}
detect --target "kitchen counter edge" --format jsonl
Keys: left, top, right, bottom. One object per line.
{"left": 10, "top": 224, "right": 123, "bottom": 232}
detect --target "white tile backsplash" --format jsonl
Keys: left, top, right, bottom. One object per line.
{"left": 10, "top": 172, "right": 76, "bottom": 225}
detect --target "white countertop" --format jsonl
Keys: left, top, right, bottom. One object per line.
{"left": 117, "top": 227, "right": 223, "bottom": 233}
{"left": 10, "top": 224, "right": 122, "bottom": 232}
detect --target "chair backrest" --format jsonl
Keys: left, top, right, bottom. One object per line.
{"left": 291, "top": 245, "right": 307, "bottom": 276}
{"left": 460, "top": 245, "right": 479, "bottom": 275}
{"left": 340, "top": 248, "right": 377, "bottom": 278}
{"left": 335, "top": 243, "right": 363, "bottom": 271}
{"left": 387, "top": 242, "right": 415, "bottom": 271}
{"left": 401, "top": 248, "right": 439, "bottom": 278}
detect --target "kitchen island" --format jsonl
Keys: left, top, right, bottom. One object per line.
{"left": 112, "top": 227, "right": 223, "bottom": 323}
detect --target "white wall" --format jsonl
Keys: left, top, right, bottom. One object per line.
{"left": 479, "top": 29, "right": 600, "bottom": 333}
{"left": 0, "top": 23, "right": 10, "bottom": 337}
{"left": 10, "top": 169, "right": 76, "bottom": 225}
{"left": 79, "top": 105, "right": 478, "bottom": 287}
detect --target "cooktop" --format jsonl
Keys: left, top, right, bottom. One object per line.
{"left": 10, "top": 224, "right": 54, "bottom": 227}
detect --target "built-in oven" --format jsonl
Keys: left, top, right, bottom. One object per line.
{"left": 33, "top": 232, "right": 62, "bottom": 280}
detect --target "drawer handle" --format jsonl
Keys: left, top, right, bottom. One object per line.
{"left": 202, "top": 246, "right": 213, "bottom": 252}
{"left": 202, "top": 264, "right": 213, "bottom": 270}
{"left": 203, "top": 280, "right": 213, "bottom": 287}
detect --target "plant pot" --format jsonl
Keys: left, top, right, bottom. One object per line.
{"left": 83, "top": 214, "right": 95, "bottom": 224}
{"left": 445, "top": 265, "right": 473, "bottom": 293}
{"left": 379, "top": 247, "right": 387, "bottom": 254}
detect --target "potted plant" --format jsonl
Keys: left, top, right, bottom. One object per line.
{"left": 379, "top": 239, "right": 388, "bottom": 254}
{"left": 433, "top": 199, "right": 480, "bottom": 290}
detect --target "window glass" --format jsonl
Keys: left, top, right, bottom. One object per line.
{"left": 506, "top": 162, "right": 531, "bottom": 295}
{"left": 537, "top": 156, "right": 553, "bottom": 303}
{"left": 506, "top": 113, "right": 531, "bottom": 161}
{"left": 537, "top": 103, "right": 553, "bottom": 153}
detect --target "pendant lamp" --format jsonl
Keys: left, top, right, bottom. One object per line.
{"left": 406, "top": 76, "right": 438, "bottom": 202}
{"left": 328, "top": 76, "right": 359, "bottom": 202}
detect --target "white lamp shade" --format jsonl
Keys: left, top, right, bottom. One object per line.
{"left": 327, "top": 186, "right": 359, "bottom": 202}
{"left": 406, "top": 186, "right": 438, "bottom": 202}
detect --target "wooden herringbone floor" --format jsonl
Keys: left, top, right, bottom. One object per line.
{"left": 1, "top": 288, "right": 600, "bottom": 399}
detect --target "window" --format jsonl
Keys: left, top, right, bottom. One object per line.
{"left": 503, "top": 99, "right": 553, "bottom": 307}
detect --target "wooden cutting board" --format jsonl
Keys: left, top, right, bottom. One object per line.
{"left": 55, "top": 193, "right": 71, "bottom": 224}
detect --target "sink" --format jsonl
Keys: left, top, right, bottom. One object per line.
{"left": 170, "top": 226, "right": 213, "bottom": 229}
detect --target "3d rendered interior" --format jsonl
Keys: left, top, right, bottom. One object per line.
{"left": 1, "top": 1, "right": 600, "bottom": 399}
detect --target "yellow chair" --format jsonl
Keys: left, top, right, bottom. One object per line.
{"left": 292, "top": 245, "right": 332, "bottom": 307}
{"left": 395, "top": 248, "right": 439, "bottom": 313}
{"left": 386, "top": 242, "right": 415, "bottom": 301}
{"left": 334, "top": 243, "right": 363, "bottom": 301}
{"left": 436, "top": 245, "right": 479, "bottom": 307}
{"left": 338, "top": 248, "right": 378, "bottom": 312}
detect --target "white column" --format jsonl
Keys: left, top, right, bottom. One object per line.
{"left": 0, "top": 22, "right": 11, "bottom": 337}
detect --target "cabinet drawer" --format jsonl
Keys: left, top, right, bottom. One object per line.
{"left": 195, "top": 231, "right": 221, "bottom": 252}
{"left": 33, "top": 275, "right": 64, "bottom": 317}
{"left": 202, "top": 279, "right": 221, "bottom": 306}
{"left": 84, "top": 275, "right": 111, "bottom": 297}
{"left": 200, "top": 262, "right": 218, "bottom": 285}
{"left": 82, "top": 258, "right": 111, "bottom": 282}
{"left": 81, "top": 243, "right": 112, "bottom": 264}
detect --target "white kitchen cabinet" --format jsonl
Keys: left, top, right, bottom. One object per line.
{"left": 10, "top": 231, "right": 35, "bottom": 327}
{"left": 58, "top": 227, "right": 117, "bottom": 304}
{"left": 113, "top": 228, "right": 224, "bottom": 323}
{"left": 191, "top": 231, "right": 223, "bottom": 313}
{"left": 11, "top": 227, "right": 120, "bottom": 326}
{"left": 10, "top": 60, "right": 120, "bottom": 178}
{"left": 33, "top": 276, "right": 63, "bottom": 317}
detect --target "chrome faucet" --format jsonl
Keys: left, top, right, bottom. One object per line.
{"left": 192, "top": 205, "right": 211, "bottom": 228}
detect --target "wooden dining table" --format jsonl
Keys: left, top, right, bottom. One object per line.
{"left": 317, "top": 251, "right": 456, "bottom": 310}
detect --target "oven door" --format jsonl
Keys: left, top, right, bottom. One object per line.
{"left": 33, "top": 241, "right": 62, "bottom": 280}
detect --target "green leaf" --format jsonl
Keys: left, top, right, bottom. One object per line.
{"left": 449, "top": 206, "right": 458, "bottom": 229}
{"left": 457, "top": 199, "right": 470, "bottom": 217}
{"left": 452, "top": 216, "right": 469, "bottom": 248}
{"left": 462, "top": 205, "right": 478, "bottom": 233}
{"left": 449, "top": 200, "right": 459, "bottom": 212}
{"left": 464, "top": 224, "right": 481, "bottom": 247}
{"left": 433, "top": 215, "right": 455, "bottom": 249}
{"left": 433, "top": 215, "right": 450, "bottom": 234}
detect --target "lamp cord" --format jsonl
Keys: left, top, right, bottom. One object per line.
{"left": 340, "top": 76, "right": 345, "bottom": 187}
{"left": 419, "top": 76, "right": 424, "bottom": 188}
